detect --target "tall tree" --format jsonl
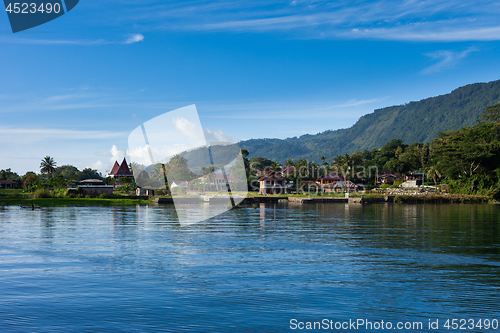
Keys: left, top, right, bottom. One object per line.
{"left": 426, "top": 165, "right": 441, "bottom": 185}
{"left": 40, "top": 156, "right": 57, "bottom": 178}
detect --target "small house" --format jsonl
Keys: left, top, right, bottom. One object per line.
{"left": 0, "top": 180, "right": 18, "bottom": 189}
{"left": 199, "top": 173, "right": 242, "bottom": 191}
{"left": 401, "top": 172, "right": 424, "bottom": 188}
{"left": 258, "top": 172, "right": 287, "bottom": 195}
{"left": 322, "top": 180, "right": 358, "bottom": 193}
{"left": 170, "top": 180, "right": 189, "bottom": 189}
{"left": 136, "top": 187, "right": 155, "bottom": 196}
{"left": 317, "top": 173, "right": 344, "bottom": 186}
{"left": 377, "top": 173, "right": 397, "bottom": 185}
{"left": 68, "top": 179, "right": 114, "bottom": 196}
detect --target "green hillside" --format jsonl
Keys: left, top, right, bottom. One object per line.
{"left": 240, "top": 79, "right": 500, "bottom": 163}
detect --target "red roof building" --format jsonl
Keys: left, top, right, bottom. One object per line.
{"left": 0, "top": 180, "right": 18, "bottom": 189}
{"left": 317, "top": 173, "right": 344, "bottom": 185}
{"left": 107, "top": 158, "right": 133, "bottom": 179}
{"left": 258, "top": 172, "right": 287, "bottom": 195}
{"left": 280, "top": 166, "right": 297, "bottom": 177}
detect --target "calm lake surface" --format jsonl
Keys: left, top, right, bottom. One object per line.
{"left": 0, "top": 203, "right": 499, "bottom": 332}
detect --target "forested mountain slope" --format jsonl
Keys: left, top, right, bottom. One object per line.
{"left": 239, "top": 79, "right": 500, "bottom": 163}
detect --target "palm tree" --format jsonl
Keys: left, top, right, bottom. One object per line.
{"left": 284, "top": 158, "right": 293, "bottom": 167}
{"left": 270, "top": 161, "right": 280, "bottom": 173}
{"left": 40, "top": 156, "right": 57, "bottom": 178}
{"left": 426, "top": 165, "right": 441, "bottom": 185}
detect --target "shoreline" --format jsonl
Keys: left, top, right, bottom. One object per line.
{"left": 0, "top": 193, "right": 494, "bottom": 207}
{"left": 0, "top": 197, "right": 152, "bottom": 206}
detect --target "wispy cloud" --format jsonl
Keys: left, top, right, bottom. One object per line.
{"left": 200, "top": 97, "right": 388, "bottom": 120}
{"left": 343, "top": 25, "right": 500, "bottom": 42}
{"left": 422, "top": 47, "right": 479, "bottom": 74}
{"left": 0, "top": 127, "right": 127, "bottom": 143}
{"left": 124, "top": 33, "right": 145, "bottom": 44}
{"left": 0, "top": 34, "right": 145, "bottom": 45}
{"left": 110, "top": 0, "right": 500, "bottom": 41}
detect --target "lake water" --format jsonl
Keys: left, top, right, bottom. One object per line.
{"left": 0, "top": 203, "right": 499, "bottom": 332}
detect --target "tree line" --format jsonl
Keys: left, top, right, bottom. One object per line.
{"left": 0, "top": 156, "right": 103, "bottom": 191}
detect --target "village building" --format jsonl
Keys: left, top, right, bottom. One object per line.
{"left": 401, "top": 172, "right": 425, "bottom": 188}
{"left": 322, "top": 180, "right": 358, "bottom": 193}
{"left": 258, "top": 172, "right": 287, "bottom": 195}
{"left": 199, "top": 173, "right": 242, "bottom": 191}
{"left": 377, "top": 172, "right": 398, "bottom": 185}
{"left": 170, "top": 180, "right": 189, "bottom": 189}
{"left": 317, "top": 173, "right": 344, "bottom": 186}
{"left": 107, "top": 158, "right": 133, "bottom": 180}
{"left": 280, "top": 166, "right": 297, "bottom": 177}
{"left": 0, "top": 180, "right": 18, "bottom": 189}
{"left": 136, "top": 187, "right": 155, "bottom": 196}
{"left": 68, "top": 179, "right": 114, "bottom": 196}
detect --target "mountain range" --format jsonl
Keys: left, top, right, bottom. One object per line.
{"left": 239, "top": 79, "right": 500, "bottom": 163}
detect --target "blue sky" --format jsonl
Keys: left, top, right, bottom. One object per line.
{"left": 2, "top": 0, "right": 500, "bottom": 175}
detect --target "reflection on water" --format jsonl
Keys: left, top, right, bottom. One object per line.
{"left": 0, "top": 203, "right": 499, "bottom": 332}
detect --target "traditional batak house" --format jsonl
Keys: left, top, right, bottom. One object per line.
{"left": 107, "top": 158, "right": 133, "bottom": 180}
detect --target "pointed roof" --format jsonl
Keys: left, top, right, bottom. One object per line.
{"left": 118, "top": 158, "right": 132, "bottom": 175}
{"left": 109, "top": 158, "right": 132, "bottom": 177}
{"left": 109, "top": 161, "right": 120, "bottom": 175}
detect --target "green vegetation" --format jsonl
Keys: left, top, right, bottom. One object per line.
{"left": 240, "top": 79, "right": 500, "bottom": 163}
{"left": 0, "top": 197, "right": 150, "bottom": 206}
{"left": 40, "top": 156, "right": 57, "bottom": 177}
{"left": 242, "top": 103, "right": 500, "bottom": 200}
{"left": 478, "top": 102, "right": 500, "bottom": 123}
{"left": 0, "top": 156, "right": 146, "bottom": 205}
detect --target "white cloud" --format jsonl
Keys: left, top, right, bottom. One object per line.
{"left": 89, "top": 160, "right": 107, "bottom": 173}
{"left": 0, "top": 127, "right": 126, "bottom": 144}
{"left": 173, "top": 117, "right": 204, "bottom": 140}
{"left": 110, "top": 145, "right": 125, "bottom": 164}
{"left": 342, "top": 25, "right": 500, "bottom": 42}
{"left": 200, "top": 98, "right": 387, "bottom": 120}
{"left": 0, "top": 34, "right": 144, "bottom": 46}
{"left": 127, "top": 143, "right": 194, "bottom": 166}
{"left": 203, "top": 128, "right": 235, "bottom": 143}
{"left": 422, "top": 47, "right": 479, "bottom": 74}
{"left": 124, "top": 34, "right": 145, "bottom": 44}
